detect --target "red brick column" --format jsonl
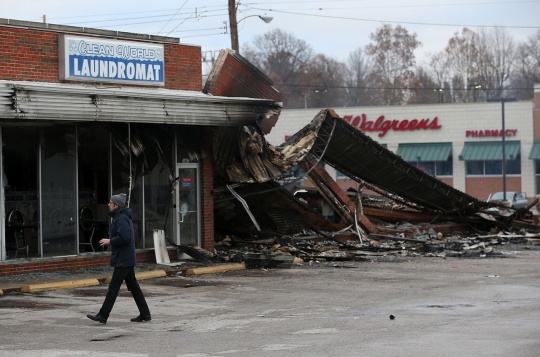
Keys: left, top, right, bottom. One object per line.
{"left": 199, "top": 133, "right": 214, "bottom": 252}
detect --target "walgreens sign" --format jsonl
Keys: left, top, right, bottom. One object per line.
{"left": 343, "top": 114, "right": 442, "bottom": 137}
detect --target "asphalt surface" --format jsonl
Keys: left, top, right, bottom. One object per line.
{"left": 1, "top": 246, "right": 540, "bottom": 357}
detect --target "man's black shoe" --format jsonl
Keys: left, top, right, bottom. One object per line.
{"left": 87, "top": 314, "right": 107, "bottom": 324}
{"left": 131, "top": 315, "right": 152, "bottom": 322}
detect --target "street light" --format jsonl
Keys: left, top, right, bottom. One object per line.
{"left": 433, "top": 88, "right": 443, "bottom": 103}
{"left": 228, "top": 0, "right": 273, "bottom": 53}
{"left": 487, "top": 97, "right": 517, "bottom": 201}
{"left": 468, "top": 84, "right": 482, "bottom": 102}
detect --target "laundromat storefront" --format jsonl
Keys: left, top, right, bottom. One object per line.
{"left": 0, "top": 81, "right": 277, "bottom": 260}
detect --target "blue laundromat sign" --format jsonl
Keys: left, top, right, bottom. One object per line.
{"left": 59, "top": 35, "right": 165, "bottom": 86}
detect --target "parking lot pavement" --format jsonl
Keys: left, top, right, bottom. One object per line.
{"left": 1, "top": 249, "right": 540, "bottom": 357}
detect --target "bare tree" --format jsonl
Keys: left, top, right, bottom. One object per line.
{"left": 242, "top": 29, "right": 313, "bottom": 108}
{"left": 344, "top": 47, "right": 373, "bottom": 106}
{"left": 407, "top": 66, "right": 439, "bottom": 104}
{"left": 304, "top": 54, "right": 348, "bottom": 108}
{"left": 443, "top": 28, "right": 479, "bottom": 102}
{"left": 365, "top": 24, "right": 422, "bottom": 105}
{"left": 511, "top": 30, "right": 540, "bottom": 100}
{"left": 476, "top": 27, "right": 516, "bottom": 99}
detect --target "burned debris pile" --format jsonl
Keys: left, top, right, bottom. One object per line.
{"left": 211, "top": 109, "right": 540, "bottom": 267}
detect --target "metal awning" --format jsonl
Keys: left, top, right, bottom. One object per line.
{"left": 0, "top": 81, "right": 281, "bottom": 126}
{"left": 459, "top": 141, "right": 520, "bottom": 161}
{"left": 529, "top": 141, "right": 540, "bottom": 160}
{"left": 397, "top": 143, "right": 452, "bottom": 161}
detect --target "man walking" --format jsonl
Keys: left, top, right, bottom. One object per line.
{"left": 87, "top": 193, "right": 151, "bottom": 324}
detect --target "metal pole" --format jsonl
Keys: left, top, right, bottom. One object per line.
{"left": 228, "top": 0, "right": 239, "bottom": 52}
{"left": 502, "top": 100, "right": 506, "bottom": 201}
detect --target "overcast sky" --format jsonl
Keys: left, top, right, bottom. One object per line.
{"left": 2, "top": 0, "right": 539, "bottom": 67}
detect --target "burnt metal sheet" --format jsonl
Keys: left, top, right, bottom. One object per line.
{"left": 0, "top": 81, "right": 281, "bottom": 126}
{"left": 289, "top": 109, "right": 489, "bottom": 214}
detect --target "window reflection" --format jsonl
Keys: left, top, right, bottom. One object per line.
{"left": 3, "top": 127, "right": 39, "bottom": 258}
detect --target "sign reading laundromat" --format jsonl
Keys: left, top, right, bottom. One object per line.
{"left": 59, "top": 35, "right": 164, "bottom": 86}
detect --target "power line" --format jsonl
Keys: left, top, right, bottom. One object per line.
{"left": 48, "top": 5, "right": 228, "bottom": 20}
{"left": 246, "top": 0, "right": 540, "bottom": 12}
{"left": 157, "top": 0, "right": 190, "bottom": 35}
{"left": 71, "top": 12, "right": 228, "bottom": 29}
{"left": 250, "top": 7, "right": 540, "bottom": 29}
{"left": 272, "top": 83, "right": 532, "bottom": 91}
{"left": 63, "top": 8, "right": 223, "bottom": 26}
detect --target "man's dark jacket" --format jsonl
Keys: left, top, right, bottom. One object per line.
{"left": 108, "top": 207, "right": 136, "bottom": 267}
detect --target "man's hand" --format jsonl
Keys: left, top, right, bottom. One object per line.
{"left": 99, "top": 238, "right": 110, "bottom": 247}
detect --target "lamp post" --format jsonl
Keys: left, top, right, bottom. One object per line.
{"left": 228, "top": 0, "right": 273, "bottom": 53}
{"left": 487, "top": 97, "right": 517, "bottom": 201}
{"left": 433, "top": 88, "right": 443, "bottom": 103}
{"left": 468, "top": 84, "right": 482, "bottom": 102}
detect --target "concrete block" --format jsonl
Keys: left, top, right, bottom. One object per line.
{"left": 185, "top": 263, "right": 245, "bottom": 275}
{"left": 104, "top": 270, "right": 167, "bottom": 284}
{"left": 21, "top": 278, "right": 100, "bottom": 293}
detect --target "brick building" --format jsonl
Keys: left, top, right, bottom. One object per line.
{"left": 0, "top": 19, "right": 280, "bottom": 273}
{"left": 267, "top": 92, "right": 540, "bottom": 202}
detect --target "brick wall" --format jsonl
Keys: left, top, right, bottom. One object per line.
{"left": 0, "top": 26, "right": 201, "bottom": 90}
{"left": 535, "top": 88, "right": 540, "bottom": 140}
{"left": 200, "top": 132, "right": 214, "bottom": 252}
{"left": 466, "top": 176, "right": 522, "bottom": 201}
{"left": 205, "top": 53, "right": 281, "bottom": 101}
{"left": 0, "top": 249, "right": 176, "bottom": 277}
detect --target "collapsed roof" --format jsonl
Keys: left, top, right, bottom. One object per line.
{"left": 215, "top": 109, "right": 539, "bottom": 239}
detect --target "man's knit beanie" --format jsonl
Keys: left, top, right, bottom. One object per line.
{"left": 110, "top": 193, "right": 127, "bottom": 207}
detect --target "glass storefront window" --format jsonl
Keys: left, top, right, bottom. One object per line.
{"left": 78, "top": 125, "right": 110, "bottom": 252}
{"left": 536, "top": 160, "right": 540, "bottom": 195}
{"left": 485, "top": 161, "right": 503, "bottom": 175}
{"left": 409, "top": 157, "right": 452, "bottom": 177}
{"left": 466, "top": 157, "right": 521, "bottom": 176}
{"left": 144, "top": 160, "right": 174, "bottom": 248}
{"left": 3, "top": 127, "right": 39, "bottom": 258}
{"left": 111, "top": 124, "right": 143, "bottom": 249}
{"left": 41, "top": 126, "right": 77, "bottom": 257}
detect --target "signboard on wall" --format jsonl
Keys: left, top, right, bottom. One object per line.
{"left": 59, "top": 35, "right": 165, "bottom": 86}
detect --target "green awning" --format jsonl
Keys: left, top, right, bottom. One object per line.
{"left": 397, "top": 143, "right": 452, "bottom": 162}
{"left": 459, "top": 141, "right": 520, "bottom": 161}
{"left": 529, "top": 141, "right": 540, "bottom": 160}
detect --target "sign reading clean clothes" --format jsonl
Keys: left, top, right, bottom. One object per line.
{"left": 59, "top": 35, "right": 164, "bottom": 86}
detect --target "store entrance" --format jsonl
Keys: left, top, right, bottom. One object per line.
{"left": 175, "top": 164, "right": 200, "bottom": 246}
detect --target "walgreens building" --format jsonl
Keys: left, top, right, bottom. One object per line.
{"left": 266, "top": 90, "right": 540, "bottom": 202}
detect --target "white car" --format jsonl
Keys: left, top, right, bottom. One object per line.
{"left": 487, "top": 191, "right": 529, "bottom": 209}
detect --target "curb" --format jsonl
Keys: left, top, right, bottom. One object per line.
{"left": 185, "top": 263, "right": 246, "bottom": 276}
{"left": 103, "top": 270, "right": 167, "bottom": 284}
{"left": 21, "top": 278, "right": 100, "bottom": 293}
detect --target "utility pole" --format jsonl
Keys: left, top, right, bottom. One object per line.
{"left": 43, "top": 15, "right": 46, "bottom": 24}
{"left": 228, "top": 0, "right": 239, "bottom": 52}
{"left": 487, "top": 97, "right": 517, "bottom": 202}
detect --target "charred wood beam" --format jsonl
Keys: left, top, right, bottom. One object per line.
{"left": 300, "top": 153, "right": 377, "bottom": 233}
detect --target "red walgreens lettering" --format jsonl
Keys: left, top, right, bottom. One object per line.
{"left": 344, "top": 114, "right": 441, "bottom": 137}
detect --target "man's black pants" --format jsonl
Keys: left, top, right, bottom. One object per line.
{"left": 99, "top": 266, "right": 150, "bottom": 318}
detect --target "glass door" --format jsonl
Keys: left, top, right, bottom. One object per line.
{"left": 175, "top": 164, "right": 199, "bottom": 246}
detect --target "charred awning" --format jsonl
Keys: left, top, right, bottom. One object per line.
{"left": 0, "top": 81, "right": 281, "bottom": 125}
{"left": 285, "top": 109, "right": 488, "bottom": 214}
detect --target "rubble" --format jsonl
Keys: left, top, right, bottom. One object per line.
{"left": 211, "top": 108, "right": 540, "bottom": 269}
